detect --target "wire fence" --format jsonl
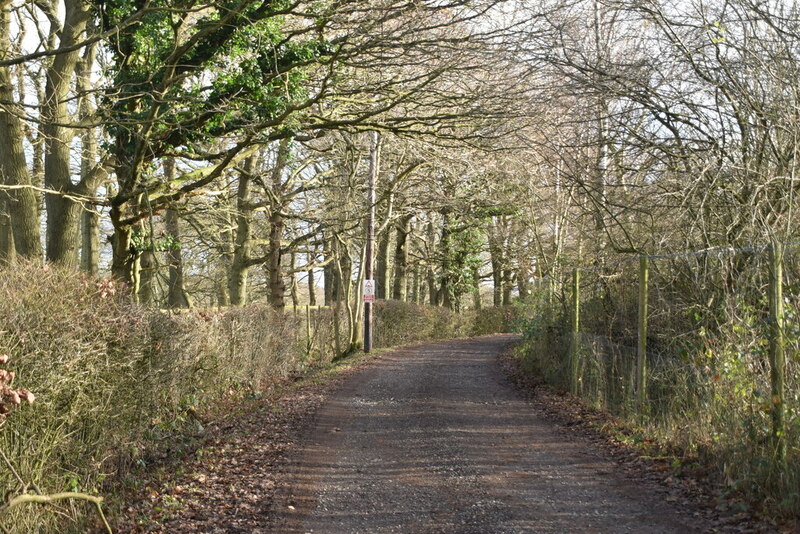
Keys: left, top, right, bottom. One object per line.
{"left": 522, "top": 243, "right": 799, "bottom": 508}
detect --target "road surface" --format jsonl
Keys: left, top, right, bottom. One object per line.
{"left": 269, "top": 334, "right": 714, "bottom": 533}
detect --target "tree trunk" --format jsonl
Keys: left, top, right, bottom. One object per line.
{"left": 0, "top": 196, "right": 14, "bottom": 264}
{"left": 502, "top": 269, "right": 513, "bottom": 305}
{"left": 165, "top": 206, "right": 190, "bottom": 308}
{"left": 332, "top": 300, "right": 343, "bottom": 355}
{"left": 376, "top": 230, "right": 390, "bottom": 299}
{"left": 290, "top": 252, "right": 300, "bottom": 308}
{"left": 268, "top": 211, "right": 286, "bottom": 309}
{"left": 324, "top": 237, "right": 335, "bottom": 305}
{"left": 325, "top": 235, "right": 350, "bottom": 305}
{"left": 439, "top": 212, "right": 453, "bottom": 310}
{"left": 307, "top": 251, "right": 317, "bottom": 306}
{"left": 216, "top": 275, "right": 230, "bottom": 307}
{"left": 488, "top": 218, "right": 504, "bottom": 307}
{"left": 517, "top": 264, "right": 530, "bottom": 300}
{"left": 339, "top": 246, "right": 352, "bottom": 303}
{"left": 138, "top": 249, "right": 157, "bottom": 305}
{"left": 267, "top": 140, "right": 291, "bottom": 309}
{"left": 412, "top": 263, "right": 421, "bottom": 304}
{"left": 425, "top": 220, "right": 438, "bottom": 305}
{"left": 333, "top": 240, "right": 355, "bottom": 350}
{"left": 110, "top": 205, "right": 135, "bottom": 282}
{"left": 217, "top": 195, "right": 235, "bottom": 307}
{"left": 351, "top": 242, "right": 367, "bottom": 350}
{"left": 593, "top": 0, "right": 609, "bottom": 258}
{"left": 428, "top": 266, "right": 438, "bottom": 306}
{"left": 79, "top": 40, "right": 100, "bottom": 276}
{"left": 229, "top": 157, "right": 255, "bottom": 306}
{"left": 472, "top": 264, "right": 482, "bottom": 310}
{"left": 42, "top": 0, "right": 90, "bottom": 267}
{"left": 80, "top": 207, "right": 100, "bottom": 275}
{"left": 492, "top": 266, "right": 502, "bottom": 306}
{"left": 391, "top": 214, "right": 413, "bottom": 301}
{"left": 45, "top": 192, "right": 82, "bottom": 267}
{"left": 0, "top": 8, "right": 41, "bottom": 260}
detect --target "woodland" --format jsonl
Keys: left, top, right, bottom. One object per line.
{"left": 0, "top": 0, "right": 799, "bottom": 531}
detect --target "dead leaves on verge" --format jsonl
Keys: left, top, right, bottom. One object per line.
{"left": 114, "top": 365, "right": 368, "bottom": 534}
{"left": 498, "top": 351, "right": 791, "bottom": 534}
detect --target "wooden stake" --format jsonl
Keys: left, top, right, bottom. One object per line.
{"left": 570, "top": 268, "right": 580, "bottom": 396}
{"left": 637, "top": 255, "right": 649, "bottom": 412}
{"left": 306, "top": 304, "right": 312, "bottom": 356}
{"left": 768, "top": 242, "right": 786, "bottom": 462}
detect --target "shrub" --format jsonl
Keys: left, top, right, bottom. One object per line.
{"left": 0, "top": 263, "right": 150, "bottom": 533}
{"left": 472, "top": 305, "right": 519, "bottom": 336}
{"left": 373, "top": 300, "right": 517, "bottom": 347}
{"left": 514, "top": 254, "right": 800, "bottom": 518}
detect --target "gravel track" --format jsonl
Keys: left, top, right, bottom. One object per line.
{"left": 268, "top": 334, "right": 715, "bottom": 533}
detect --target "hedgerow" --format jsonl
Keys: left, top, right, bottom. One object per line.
{"left": 0, "top": 262, "right": 514, "bottom": 532}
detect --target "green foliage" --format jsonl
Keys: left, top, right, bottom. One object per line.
{"left": 514, "top": 291, "right": 570, "bottom": 388}
{"left": 130, "top": 228, "right": 180, "bottom": 252}
{"left": 439, "top": 219, "right": 485, "bottom": 311}
{"left": 101, "top": 0, "right": 333, "bottom": 153}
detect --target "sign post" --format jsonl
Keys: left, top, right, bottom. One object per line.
{"left": 364, "top": 131, "right": 379, "bottom": 353}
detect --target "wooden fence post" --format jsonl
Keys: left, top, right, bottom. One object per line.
{"left": 306, "top": 304, "right": 312, "bottom": 356}
{"left": 570, "top": 268, "right": 580, "bottom": 396}
{"left": 637, "top": 255, "right": 649, "bottom": 412}
{"left": 768, "top": 242, "right": 786, "bottom": 462}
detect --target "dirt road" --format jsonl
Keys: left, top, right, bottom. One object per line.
{"left": 268, "top": 334, "right": 715, "bottom": 533}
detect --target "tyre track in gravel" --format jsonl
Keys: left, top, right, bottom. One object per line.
{"left": 266, "top": 334, "right": 718, "bottom": 533}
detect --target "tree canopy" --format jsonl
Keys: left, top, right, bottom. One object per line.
{"left": 0, "top": 0, "right": 797, "bottom": 310}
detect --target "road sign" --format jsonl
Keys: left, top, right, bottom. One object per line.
{"left": 363, "top": 279, "right": 375, "bottom": 302}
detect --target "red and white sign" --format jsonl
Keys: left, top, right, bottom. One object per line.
{"left": 363, "top": 279, "right": 376, "bottom": 303}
